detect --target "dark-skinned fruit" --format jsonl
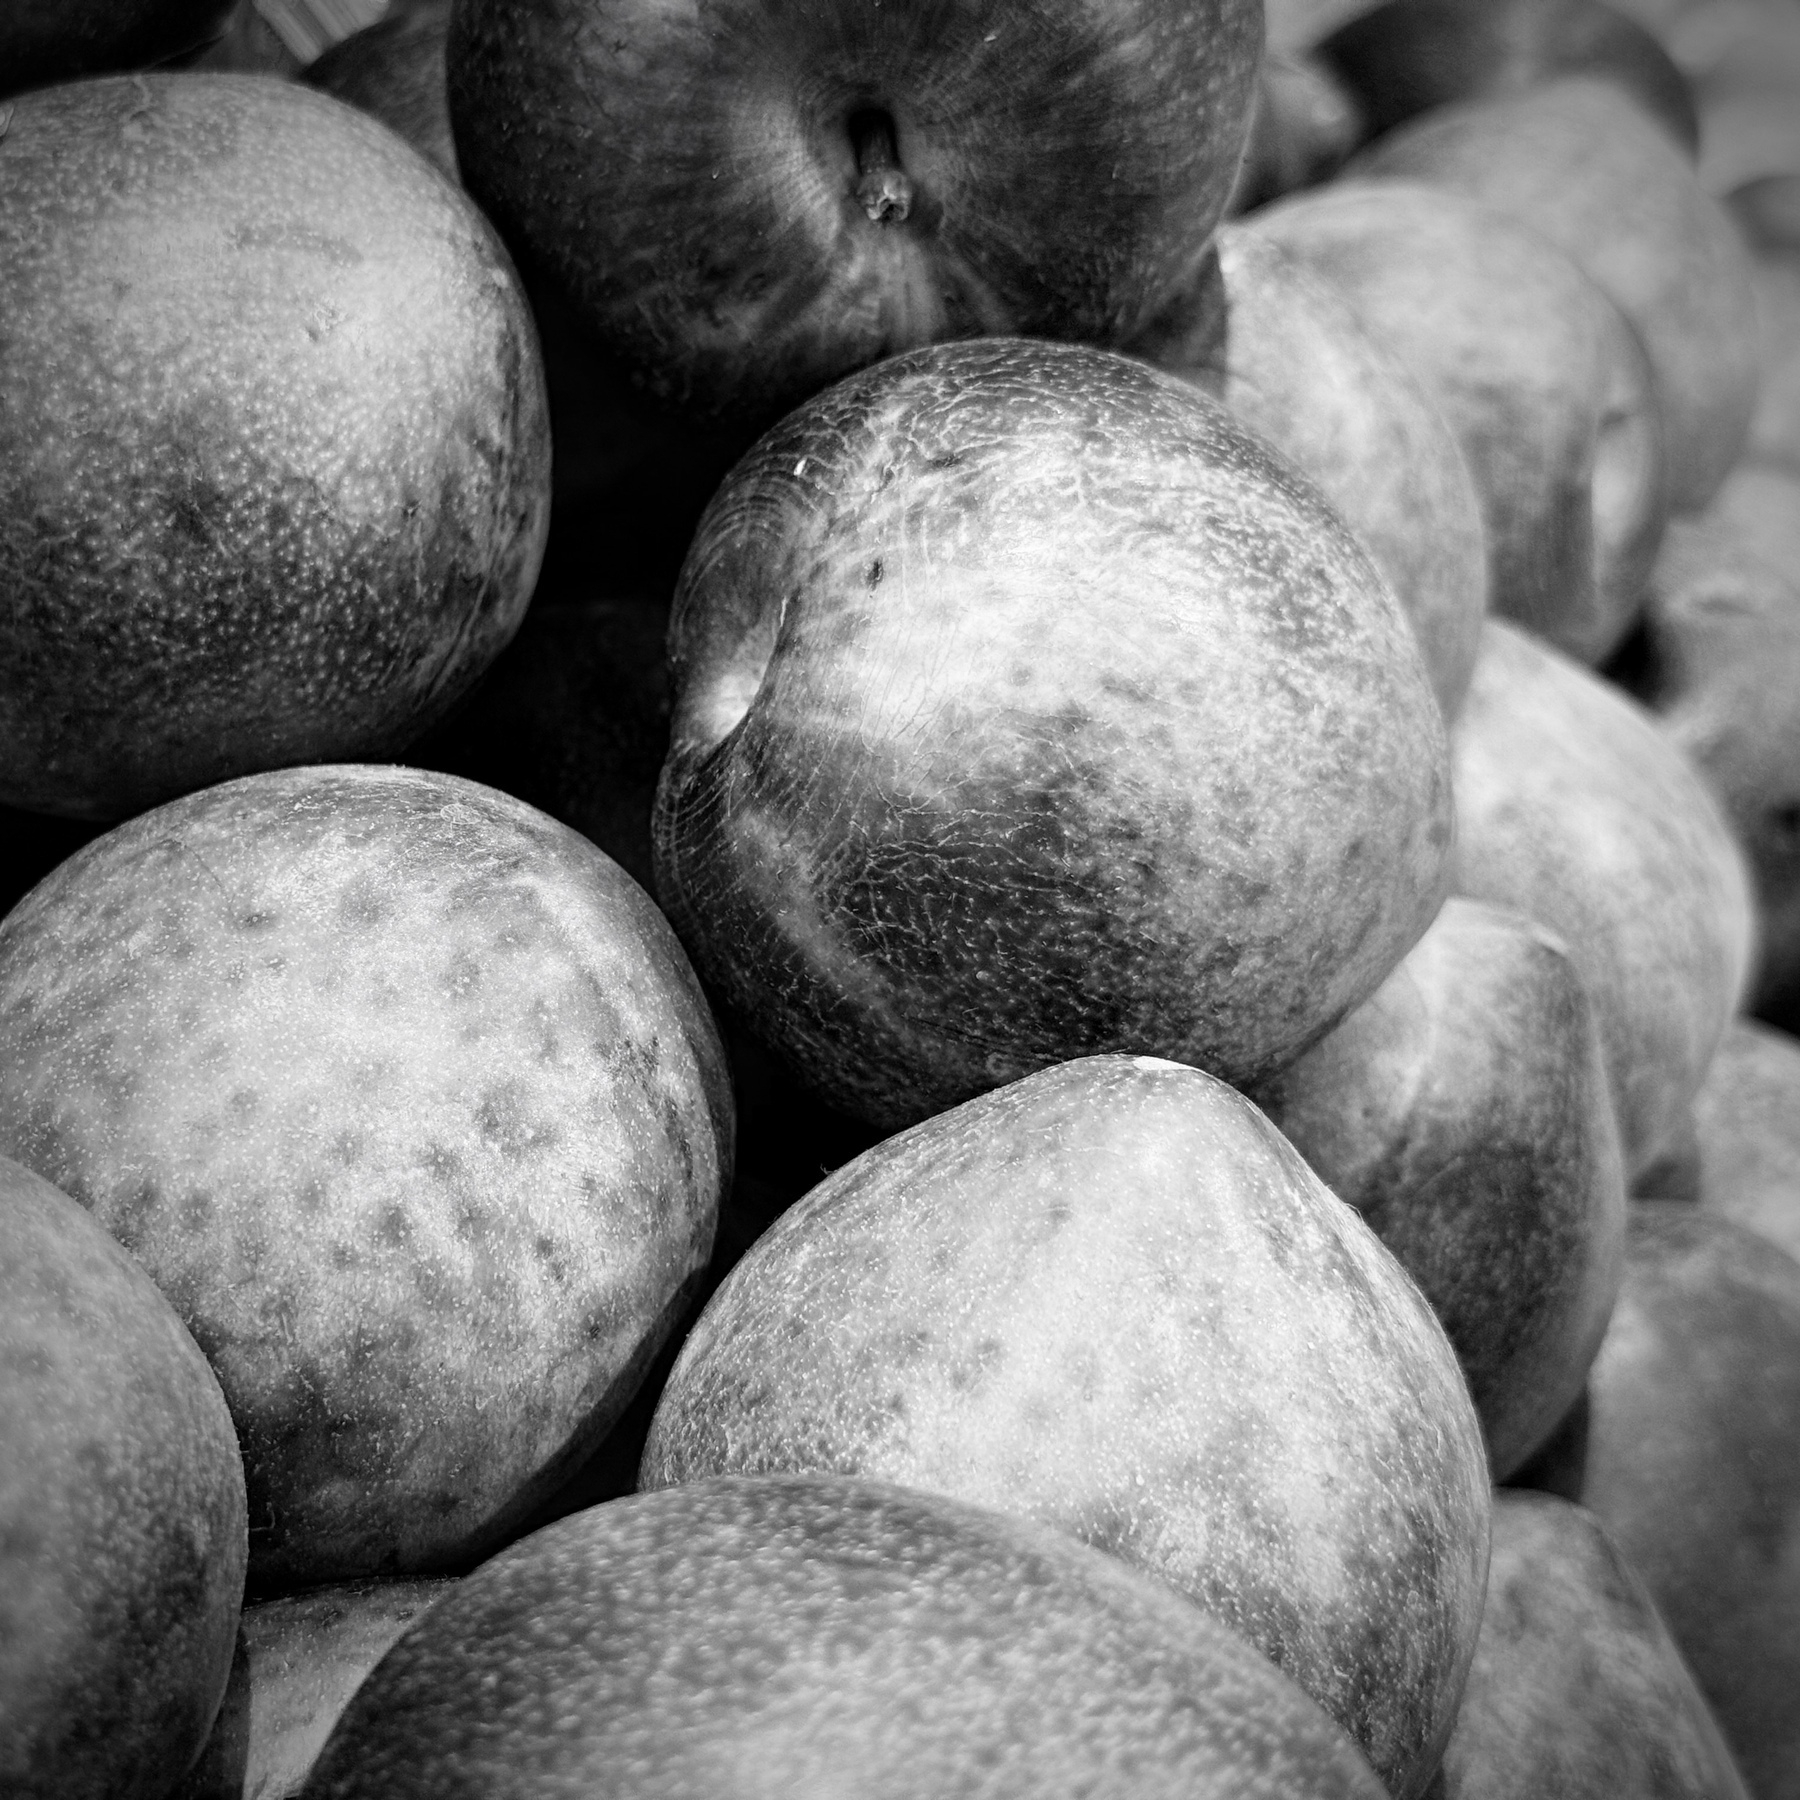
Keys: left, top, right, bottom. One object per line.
{"left": 445, "top": 0, "right": 1263, "bottom": 432}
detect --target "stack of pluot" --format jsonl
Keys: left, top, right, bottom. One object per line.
{"left": 2, "top": 0, "right": 1798, "bottom": 1794}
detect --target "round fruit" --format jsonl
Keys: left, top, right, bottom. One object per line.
{"left": 446, "top": 0, "right": 1263, "bottom": 430}
{"left": 654, "top": 336, "right": 1455, "bottom": 1131}
{"left": 1, "top": 1154, "right": 247, "bottom": 1800}
{"left": 0, "top": 73, "right": 551, "bottom": 818}
{"left": 0, "top": 764, "right": 733, "bottom": 1591}
{"left": 643, "top": 1055, "right": 1492, "bottom": 1800}
{"left": 300, "top": 1473, "right": 1391, "bottom": 1799}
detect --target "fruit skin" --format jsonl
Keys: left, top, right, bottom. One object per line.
{"left": 642, "top": 1055, "right": 1492, "bottom": 1800}
{"left": 1248, "top": 179, "right": 1665, "bottom": 668}
{"left": 0, "top": 0, "right": 237, "bottom": 96}
{"left": 1678, "top": 1019, "right": 1800, "bottom": 1263}
{"left": 654, "top": 336, "right": 1454, "bottom": 1132}
{"left": 1513, "top": 1205, "right": 1800, "bottom": 1800}
{"left": 1251, "top": 896, "right": 1629, "bottom": 1480}
{"left": 0, "top": 763, "right": 734, "bottom": 1592}
{"left": 445, "top": 0, "right": 1263, "bottom": 432}
{"left": 1349, "top": 76, "right": 1759, "bottom": 514}
{"left": 1134, "top": 222, "right": 1488, "bottom": 717}
{"left": 1448, "top": 619, "right": 1756, "bottom": 1181}
{"left": 1613, "top": 508, "right": 1800, "bottom": 1025}
{"left": 1, "top": 1154, "right": 247, "bottom": 1800}
{"left": 301, "top": 1472, "right": 1391, "bottom": 1799}
{"left": 0, "top": 73, "right": 551, "bottom": 819}
{"left": 1317, "top": 0, "right": 1700, "bottom": 151}
{"left": 302, "top": 0, "right": 457, "bottom": 180}
{"left": 1429, "top": 1490, "right": 1750, "bottom": 1800}
{"left": 175, "top": 1578, "right": 455, "bottom": 1800}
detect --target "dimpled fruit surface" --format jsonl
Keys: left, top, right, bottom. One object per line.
{"left": 299, "top": 1473, "right": 1390, "bottom": 1800}
{"left": 0, "top": 764, "right": 732, "bottom": 1593}
{"left": 0, "top": 73, "right": 551, "bottom": 819}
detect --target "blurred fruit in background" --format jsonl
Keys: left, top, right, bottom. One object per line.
{"left": 1434, "top": 1490, "right": 1752, "bottom": 1800}
{"left": 1447, "top": 619, "right": 1755, "bottom": 1182}
{"left": 1514, "top": 1205, "right": 1800, "bottom": 1800}
{"left": 1134, "top": 221, "right": 1489, "bottom": 717}
{"left": 1250, "top": 179, "right": 1665, "bottom": 666}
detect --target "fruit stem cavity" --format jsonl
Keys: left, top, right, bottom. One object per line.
{"left": 851, "top": 109, "right": 913, "bottom": 224}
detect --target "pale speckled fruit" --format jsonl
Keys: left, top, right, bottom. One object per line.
{"left": 1, "top": 1154, "right": 247, "bottom": 1800}
{"left": 0, "top": 764, "right": 732, "bottom": 1592}
{"left": 641, "top": 1055, "right": 1492, "bottom": 1800}
{"left": 0, "top": 73, "right": 550, "bottom": 819}
{"left": 1430, "top": 1490, "right": 1750, "bottom": 1800}
{"left": 176, "top": 1577, "right": 456, "bottom": 1800}
{"left": 1448, "top": 619, "right": 1756, "bottom": 1181}
{"left": 654, "top": 336, "right": 1455, "bottom": 1132}
{"left": 300, "top": 1474, "right": 1391, "bottom": 1800}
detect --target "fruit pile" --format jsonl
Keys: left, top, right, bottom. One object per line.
{"left": 2, "top": 0, "right": 1798, "bottom": 1794}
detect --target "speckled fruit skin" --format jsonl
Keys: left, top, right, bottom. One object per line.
{"left": 445, "top": 0, "right": 1262, "bottom": 431}
{"left": 641, "top": 1056, "right": 1492, "bottom": 1800}
{"left": 1134, "top": 222, "right": 1489, "bottom": 719}
{"left": 1449, "top": 620, "right": 1756, "bottom": 1183}
{"left": 176, "top": 1577, "right": 456, "bottom": 1800}
{"left": 1, "top": 1155, "right": 247, "bottom": 1800}
{"left": 1430, "top": 1490, "right": 1750, "bottom": 1800}
{"left": 0, "top": 764, "right": 733, "bottom": 1592}
{"left": 1252, "top": 896, "right": 1629, "bottom": 1480}
{"left": 0, "top": 0, "right": 236, "bottom": 97}
{"left": 653, "top": 336, "right": 1455, "bottom": 1133}
{"left": 300, "top": 1473, "right": 1391, "bottom": 1799}
{"left": 0, "top": 74, "right": 551, "bottom": 819}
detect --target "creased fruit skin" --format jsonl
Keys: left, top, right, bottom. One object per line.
{"left": 1, "top": 1156, "right": 247, "bottom": 1800}
{"left": 300, "top": 1474, "right": 1392, "bottom": 1799}
{"left": 642, "top": 1055, "right": 1492, "bottom": 1800}
{"left": 0, "top": 73, "right": 551, "bottom": 819}
{"left": 0, "top": 765, "right": 732, "bottom": 1592}
{"left": 654, "top": 337, "right": 1454, "bottom": 1132}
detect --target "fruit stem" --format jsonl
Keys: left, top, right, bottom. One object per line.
{"left": 851, "top": 109, "right": 913, "bottom": 225}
